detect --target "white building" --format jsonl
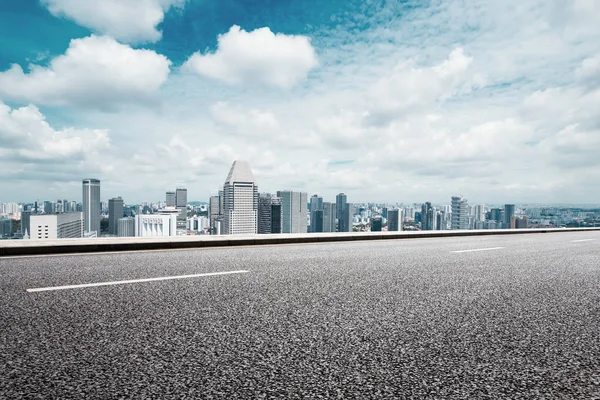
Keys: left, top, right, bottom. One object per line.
{"left": 451, "top": 196, "right": 469, "bottom": 230}
{"left": 135, "top": 209, "right": 178, "bottom": 237}
{"left": 30, "top": 213, "right": 84, "bottom": 240}
{"left": 222, "top": 161, "right": 258, "bottom": 235}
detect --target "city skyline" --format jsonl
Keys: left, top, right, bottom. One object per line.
{"left": 1, "top": 1, "right": 600, "bottom": 203}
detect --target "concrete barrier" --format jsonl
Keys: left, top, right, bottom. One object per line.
{"left": 1, "top": 228, "right": 599, "bottom": 257}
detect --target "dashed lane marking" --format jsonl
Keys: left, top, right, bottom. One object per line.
{"left": 451, "top": 247, "right": 505, "bottom": 253}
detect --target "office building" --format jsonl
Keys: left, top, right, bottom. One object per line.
{"left": 209, "top": 195, "right": 220, "bottom": 234}
{"left": 451, "top": 196, "right": 468, "bottom": 230}
{"left": 108, "top": 197, "right": 124, "bottom": 235}
{"left": 175, "top": 188, "right": 187, "bottom": 228}
{"left": 30, "top": 213, "right": 84, "bottom": 240}
{"left": 258, "top": 194, "right": 283, "bottom": 234}
{"left": 82, "top": 178, "right": 101, "bottom": 236}
{"left": 309, "top": 195, "right": 324, "bottom": 233}
{"left": 166, "top": 191, "right": 176, "bottom": 207}
{"left": 504, "top": 204, "right": 515, "bottom": 227}
{"left": 277, "top": 190, "right": 308, "bottom": 233}
{"left": 135, "top": 210, "right": 177, "bottom": 237}
{"left": 511, "top": 216, "right": 529, "bottom": 229}
{"left": 475, "top": 204, "right": 486, "bottom": 222}
{"left": 336, "top": 193, "right": 352, "bottom": 232}
{"left": 20, "top": 210, "right": 31, "bottom": 235}
{"left": 371, "top": 215, "right": 382, "bottom": 231}
{"left": 0, "top": 218, "right": 12, "bottom": 238}
{"left": 223, "top": 161, "right": 258, "bottom": 235}
{"left": 421, "top": 202, "right": 436, "bottom": 231}
{"left": 118, "top": 217, "right": 135, "bottom": 237}
{"left": 387, "top": 209, "right": 402, "bottom": 231}
{"left": 323, "top": 202, "right": 336, "bottom": 233}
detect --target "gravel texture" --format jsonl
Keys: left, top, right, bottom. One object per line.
{"left": 1, "top": 232, "right": 599, "bottom": 399}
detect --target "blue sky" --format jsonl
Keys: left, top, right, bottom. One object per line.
{"left": 1, "top": 0, "right": 599, "bottom": 204}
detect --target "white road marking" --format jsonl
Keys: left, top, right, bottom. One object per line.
{"left": 451, "top": 247, "right": 505, "bottom": 253}
{"left": 571, "top": 239, "right": 596, "bottom": 243}
{"left": 26, "top": 270, "right": 249, "bottom": 293}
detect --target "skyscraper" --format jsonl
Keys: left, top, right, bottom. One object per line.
{"left": 387, "top": 209, "right": 401, "bottom": 232}
{"left": 209, "top": 195, "right": 220, "bottom": 234}
{"left": 451, "top": 196, "right": 468, "bottom": 230}
{"left": 258, "top": 193, "right": 283, "bottom": 234}
{"left": 166, "top": 191, "right": 176, "bottom": 207}
{"left": 504, "top": 204, "right": 515, "bottom": 227}
{"left": 421, "top": 202, "right": 435, "bottom": 231}
{"left": 337, "top": 194, "right": 353, "bottom": 233}
{"left": 336, "top": 193, "right": 347, "bottom": 220}
{"left": 371, "top": 215, "right": 383, "bottom": 231}
{"left": 277, "top": 190, "right": 308, "bottom": 233}
{"left": 108, "top": 197, "right": 124, "bottom": 235}
{"left": 223, "top": 161, "right": 258, "bottom": 235}
{"left": 82, "top": 178, "right": 100, "bottom": 235}
{"left": 309, "top": 195, "right": 324, "bottom": 233}
{"left": 175, "top": 188, "right": 187, "bottom": 228}
{"left": 322, "top": 202, "right": 336, "bottom": 233}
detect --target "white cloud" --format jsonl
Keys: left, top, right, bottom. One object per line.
{"left": 0, "top": 101, "right": 109, "bottom": 169}
{"left": 183, "top": 25, "right": 318, "bottom": 88}
{"left": 0, "top": 35, "right": 171, "bottom": 110}
{"left": 41, "top": 0, "right": 186, "bottom": 44}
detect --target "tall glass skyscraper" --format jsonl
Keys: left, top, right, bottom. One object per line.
{"left": 82, "top": 178, "right": 100, "bottom": 235}
{"left": 108, "top": 197, "right": 124, "bottom": 236}
{"left": 277, "top": 190, "right": 308, "bottom": 233}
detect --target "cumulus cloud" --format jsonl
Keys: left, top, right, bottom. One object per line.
{"left": 0, "top": 35, "right": 171, "bottom": 110}
{"left": 365, "top": 48, "right": 476, "bottom": 126}
{"left": 0, "top": 101, "right": 109, "bottom": 168}
{"left": 41, "top": 0, "right": 186, "bottom": 44}
{"left": 183, "top": 25, "right": 318, "bottom": 88}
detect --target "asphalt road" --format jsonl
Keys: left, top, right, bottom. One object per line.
{"left": 1, "top": 231, "right": 599, "bottom": 399}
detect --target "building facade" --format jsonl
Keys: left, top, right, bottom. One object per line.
{"left": 108, "top": 197, "right": 124, "bottom": 236}
{"left": 258, "top": 194, "right": 283, "bottom": 234}
{"left": 30, "top": 213, "right": 84, "bottom": 240}
{"left": 135, "top": 213, "right": 177, "bottom": 237}
{"left": 277, "top": 190, "right": 308, "bottom": 233}
{"left": 387, "top": 209, "right": 402, "bottom": 231}
{"left": 166, "top": 191, "right": 176, "bottom": 207}
{"left": 223, "top": 161, "right": 258, "bottom": 235}
{"left": 322, "top": 202, "right": 336, "bottom": 233}
{"left": 118, "top": 217, "right": 135, "bottom": 237}
{"left": 82, "top": 178, "right": 101, "bottom": 236}
{"left": 451, "top": 196, "right": 469, "bottom": 230}
{"left": 175, "top": 188, "right": 187, "bottom": 228}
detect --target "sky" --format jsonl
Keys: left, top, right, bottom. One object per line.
{"left": 1, "top": 0, "right": 599, "bottom": 205}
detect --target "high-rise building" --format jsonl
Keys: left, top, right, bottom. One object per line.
{"left": 0, "top": 219, "right": 12, "bottom": 238}
{"left": 175, "top": 188, "right": 187, "bottom": 228}
{"left": 118, "top": 217, "right": 135, "bottom": 237}
{"left": 475, "top": 204, "right": 486, "bottom": 222}
{"left": 371, "top": 215, "right": 382, "bottom": 231}
{"left": 336, "top": 194, "right": 352, "bottom": 232}
{"left": 309, "top": 195, "right": 324, "bottom": 233}
{"left": 108, "top": 197, "right": 124, "bottom": 235}
{"left": 451, "top": 196, "right": 468, "bottom": 230}
{"left": 82, "top": 178, "right": 101, "bottom": 236}
{"left": 166, "top": 191, "right": 176, "bottom": 207}
{"left": 421, "top": 202, "right": 436, "bottom": 230}
{"left": 504, "top": 204, "right": 515, "bottom": 227}
{"left": 277, "top": 190, "right": 308, "bottom": 233}
{"left": 258, "top": 193, "right": 283, "bottom": 234}
{"left": 223, "top": 161, "right": 258, "bottom": 235}
{"left": 209, "top": 195, "right": 221, "bottom": 234}
{"left": 322, "top": 202, "right": 336, "bottom": 233}
{"left": 387, "top": 209, "right": 402, "bottom": 231}
{"left": 336, "top": 193, "right": 347, "bottom": 220}
{"left": 20, "top": 210, "right": 31, "bottom": 235}
{"left": 30, "top": 213, "right": 84, "bottom": 240}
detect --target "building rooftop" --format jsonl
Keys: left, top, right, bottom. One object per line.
{"left": 224, "top": 160, "right": 255, "bottom": 184}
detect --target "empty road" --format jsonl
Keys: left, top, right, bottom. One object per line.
{"left": 1, "top": 231, "right": 599, "bottom": 399}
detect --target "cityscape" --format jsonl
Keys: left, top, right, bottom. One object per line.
{"left": 1, "top": 160, "right": 599, "bottom": 241}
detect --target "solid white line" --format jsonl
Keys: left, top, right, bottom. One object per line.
{"left": 26, "top": 270, "right": 249, "bottom": 293}
{"left": 571, "top": 239, "right": 596, "bottom": 243}
{"left": 451, "top": 247, "right": 505, "bottom": 253}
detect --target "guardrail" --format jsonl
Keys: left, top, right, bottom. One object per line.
{"left": 1, "top": 228, "right": 599, "bottom": 257}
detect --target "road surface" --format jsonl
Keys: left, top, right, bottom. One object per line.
{"left": 1, "top": 231, "right": 599, "bottom": 398}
